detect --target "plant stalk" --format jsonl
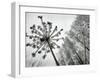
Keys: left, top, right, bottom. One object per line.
{"left": 47, "top": 40, "right": 60, "bottom": 66}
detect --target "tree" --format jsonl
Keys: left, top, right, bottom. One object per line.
{"left": 59, "top": 15, "right": 90, "bottom": 65}
{"left": 68, "top": 15, "right": 90, "bottom": 64}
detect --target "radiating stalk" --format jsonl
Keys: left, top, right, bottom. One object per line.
{"left": 47, "top": 40, "right": 60, "bottom": 66}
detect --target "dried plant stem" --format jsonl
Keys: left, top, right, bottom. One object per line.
{"left": 47, "top": 40, "right": 60, "bottom": 66}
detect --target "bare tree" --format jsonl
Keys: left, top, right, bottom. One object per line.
{"left": 68, "top": 15, "right": 90, "bottom": 64}
{"left": 59, "top": 15, "right": 90, "bottom": 65}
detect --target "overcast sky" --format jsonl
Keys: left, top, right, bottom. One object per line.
{"left": 26, "top": 12, "right": 76, "bottom": 33}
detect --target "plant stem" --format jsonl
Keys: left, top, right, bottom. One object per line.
{"left": 47, "top": 41, "right": 60, "bottom": 66}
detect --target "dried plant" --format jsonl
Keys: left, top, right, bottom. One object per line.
{"left": 26, "top": 16, "right": 64, "bottom": 66}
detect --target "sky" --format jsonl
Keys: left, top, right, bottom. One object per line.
{"left": 26, "top": 12, "right": 76, "bottom": 34}
{"left": 25, "top": 12, "right": 76, "bottom": 67}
